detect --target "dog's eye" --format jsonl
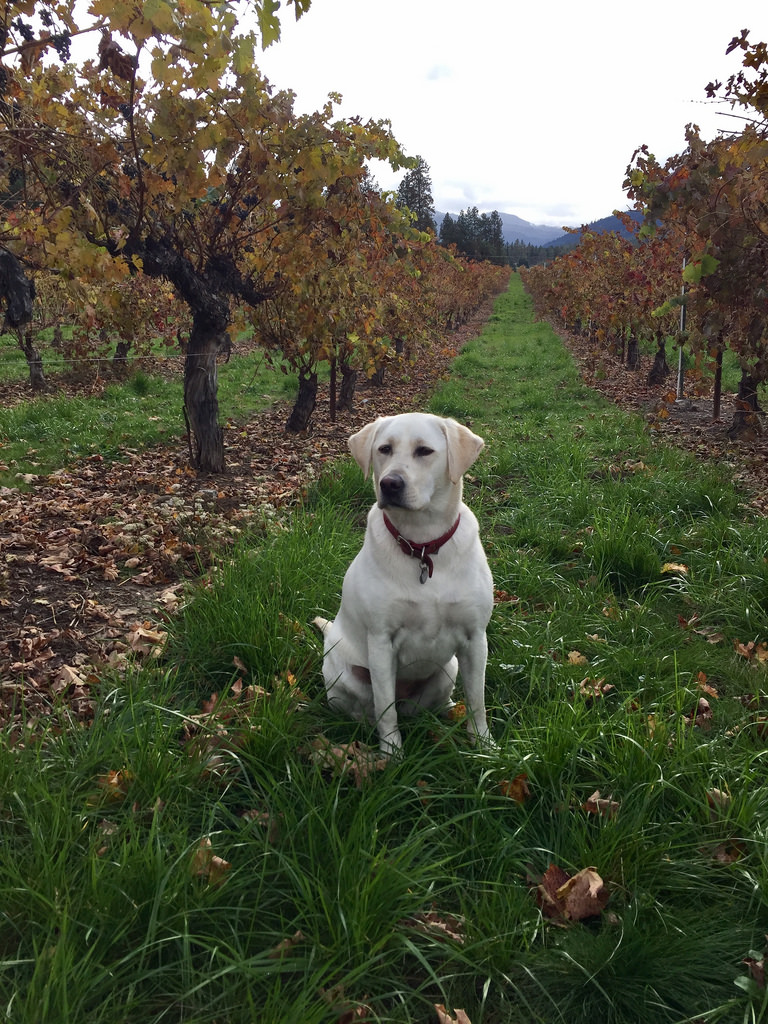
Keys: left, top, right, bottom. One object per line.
{"left": 378, "top": 444, "right": 392, "bottom": 456}
{"left": 414, "top": 446, "right": 434, "bottom": 457}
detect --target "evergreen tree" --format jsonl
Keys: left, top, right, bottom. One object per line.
{"left": 485, "top": 211, "right": 505, "bottom": 255}
{"left": 396, "top": 156, "right": 436, "bottom": 232}
{"left": 442, "top": 207, "right": 508, "bottom": 261}
{"left": 439, "top": 212, "right": 458, "bottom": 246}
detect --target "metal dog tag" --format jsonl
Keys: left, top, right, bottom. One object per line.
{"left": 419, "top": 561, "right": 429, "bottom": 584}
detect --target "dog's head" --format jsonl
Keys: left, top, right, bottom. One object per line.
{"left": 348, "top": 412, "right": 484, "bottom": 513}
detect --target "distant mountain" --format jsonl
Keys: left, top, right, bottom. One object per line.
{"left": 434, "top": 210, "right": 573, "bottom": 247}
{"left": 496, "top": 212, "right": 574, "bottom": 246}
{"left": 433, "top": 208, "right": 644, "bottom": 249}
{"left": 543, "top": 210, "right": 644, "bottom": 248}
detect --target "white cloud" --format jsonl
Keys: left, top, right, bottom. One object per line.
{"left": 257, "top": 0, "right": 768, "bottom": 226}
{"left": 426, "top": 65, "right": 452, "bottom": 81}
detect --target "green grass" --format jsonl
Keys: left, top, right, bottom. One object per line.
{"left": 2, "top": 275, "right": 768, "bottom": 1022}
{"left": 0, "top": 350, "right": 299, "bottom": 486}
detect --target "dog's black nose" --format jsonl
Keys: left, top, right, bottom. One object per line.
{"left": 379, "top": 473, "right": 405, "bottom": 504}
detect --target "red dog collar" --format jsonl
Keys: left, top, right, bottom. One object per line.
{"left": 382, "top": 512, "right": 461, "bottom": 584}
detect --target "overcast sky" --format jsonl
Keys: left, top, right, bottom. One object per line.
{"left": 256, "top": 0, "right": 768, "bottom": 228}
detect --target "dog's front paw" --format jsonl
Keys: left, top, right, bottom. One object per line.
{"left": 467, "top": 721, "right": 497, "bottom": 751}
{"left": 378, "top": 729, "right": 404, "bottom": 758}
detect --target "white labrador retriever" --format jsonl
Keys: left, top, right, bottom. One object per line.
{"left": 314, "top": 412, "right": 493, "bottom": 755}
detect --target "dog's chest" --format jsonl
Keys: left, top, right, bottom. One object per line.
{"left": 388, "top": 590, "right": 484, "bottom": 664}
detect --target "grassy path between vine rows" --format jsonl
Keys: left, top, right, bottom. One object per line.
{"left": 2, "top": 274, "right": 768, "bottom": 1024}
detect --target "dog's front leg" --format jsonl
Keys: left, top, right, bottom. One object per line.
{"left": 458, "top": 631, "right": 492, "bottom": 745}
{"left": 367, "top": 633, "right": 402, "bottom": 756}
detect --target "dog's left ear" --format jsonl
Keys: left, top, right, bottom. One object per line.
{"left": 348, "top": 419, "right": 385, "bottom": 479}
{"left": 442, "top": 419, "right": 484, "bottom": 483}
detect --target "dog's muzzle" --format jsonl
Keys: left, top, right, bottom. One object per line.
{"left": 378, "top": 472, "right": 406, "bottom": 507}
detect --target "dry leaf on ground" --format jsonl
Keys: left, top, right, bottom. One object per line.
{"left": 683, "top": 697, "right": 713, "bottom": 731}
{"left": 661, "top": 562, "right": 689, "bottom": 575}
{"left": 241, "top": 808, "right": 282, "bottom": 844}
{"left": 88, "top": 767, "right": 135, "bottom": 806}
{"left": 744, "top": 951, "right": 766, "bottom": 988}
{"left": 434, "top": 1005, "right": 472, "bottom": 1024}
{"left": 447, "top": 701, "right": 466, "bottom": 722}
{"left": 307, "top": 734, "right": 388, "bottom": 788}
{"left": 536, "top": 864, "right": 609, "bottom": 923}
{"left": 127, "top": 623, "right": 167, "bottom": 658}
{"left": 319, "top": 984, "right": 374, "bottom": 1023}
{"left": 734, "top": 640, "right": 768, "bottom": 664}
{"left": 706, "top": 788, "right": 731, "bottom": 815}
{"left": 190, "top": 837, "right": 231, "bottom": 885}
{"left": 583, "top": 790, "right": 619, "bottom": 818}
{"left": 267, "top": 929, "right": 305, "bottom": 960}
{"left": 401, "top": 909, "right": 466, "bottom": 945}
{"left": 578, "top": 677, "right": 615, "bottom": 700}
{"left": 499, "top": 773, "right": 531, "bottom": 803}
{"left": 709, "top": 840, "right": 747, "bottom": 864}
{"left": 696, "top": 671, "right": 720, "bottom": 699}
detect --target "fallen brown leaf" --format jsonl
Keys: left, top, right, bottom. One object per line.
{"left": 696, "top": 671, "right": 719, "bottom": 699}
{"left": 52, "top": 663, "right": 88, "bottom": 693}
{"left": 402, "top": 909, "right": 466, "bottom": 945}
{"left": 127, "top": 624, "right": 167, "bottom": 658}
{"left": 537, "top": 864, "right": 609, "bottom": 923}
{"left": 267, "top": 929, "right": 305, "bottom": 959}
{"left": 88, "top": 767, "right": 135, "bottom": 806}
{"left": 583, "top": 789, "right": 619, "bottom": 818}
{"left": 190, "top": 837, "right": 231, "bottom": 885}
{"left": 434, "top": 1005, "right": 472, "bottom": 1024}
{"left": 307, "top": 735, "right": 388, "bottom": 788}
{"left": 579, "top": 677, "right": 615, "bottom": 700}
{"left": 319, "top": 984, "right": 374, "bottom": 1023}
{"left": 709, "top": 840, "right": 746, "bottom": 864}
{"left": 242, "top": 808, "right": 282, "bottom": 844}
{"left": 683, "top": 697, "right": 713, "bottom": 731}
{"left": 706, "top": 788, "right": 731, "bottom": 815}
{"left": 499, "top": 773, "right": 531, "bottom": 804}
{"left": 447, "top": 701, "right": 467, "bottom": 722}
{"left": 744, "top": 954, "right": 766, "bottom": 988}
{"left": 734, "top": 640, "right": 768, "bottom": 663}
{"left": 693, "top": 625, "right": 725, "bottom": 644}
{"left": 661, "top": 562, "right": 689, "bottom": 575}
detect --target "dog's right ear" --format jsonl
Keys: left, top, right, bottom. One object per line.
{"left": 348, "top": 419, "right": 383, "bottom": 479}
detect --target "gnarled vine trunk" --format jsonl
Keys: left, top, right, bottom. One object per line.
{"left": 113, "top": 339, "right": 131, "bottom": 376}
{"left": 338, "top": 362, "right": 357, "bottom": 413}
{"left": 183, "top": 318, "right": 226, "bottom": 473}
{"left": 0, "top": 250, "right": 34, "bottom": 328}
{"left": 18, "top": 329, "right": 45, "bottom": 390}
{"left": 285, "top": 368, "right": 317, "bottom": 433}
{"left": 712, "top": 348, "right": 724, "bottom": 421}
{"left": 646, "top": 333, "right": 670, "bottom": 386}
{"left": 728, "top": 368, "right": 764, "bottom": 439}
{"left": 626, "top": 335, "right": 640, "bottom": 370}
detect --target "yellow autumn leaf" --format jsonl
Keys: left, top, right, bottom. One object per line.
{"left": 190, "top": 837, "right": 231, "bottom": 885}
